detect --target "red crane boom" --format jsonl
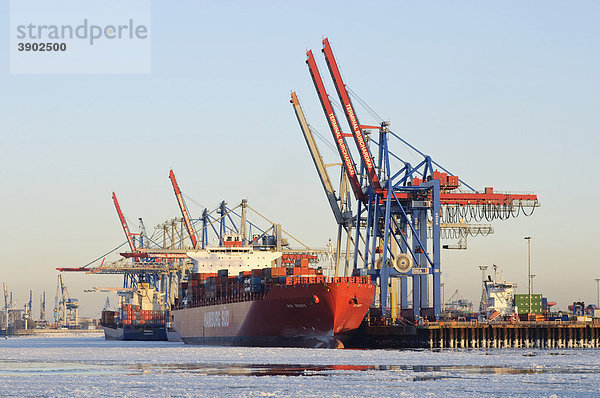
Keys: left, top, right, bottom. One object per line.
{"left": 112, "top": 192, "right": 137, "bottom": 253}
{"left": 322, "top": 38, "right": 383, "bottom": 193}
{"left": 306, "top": 49, "right": 365, "bottom": 201}
{"left": 169, "top": 170, "right": 198, "bottom": 249}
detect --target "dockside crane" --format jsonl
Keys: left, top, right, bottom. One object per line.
{"left": 291, "top": 92, "right": 349, "bottom": 226}
{"left": 58, "top": 193, "right": 194, "bottom": 308}
{"left": 3, "top": 283, "right": 9, "bottom": 333}
{"left": 291, "top": 92, "right": 356, "bottom": 274}
{"left": 169, "top": 170, "right": 199, "bottom": 249}
{"left": 54, "top": 274, "right": 79, "bottom": 328}
{"left": 138, "top": 218, "right": 148, "bottom": 249}
{"left": 112, "top": 192, "right": 138, "bottom": 255}
{"left": 23, "top": 290, "right": 32, "bottom": 329}
{"left": 306, "top": 50, "right": 365, "bottom": 202}
{"left": 296, "top": 38, "right": 539, "bottom": 321}
{"left": 322, "top": 38, "right": 383, "bottom": 193}
{"left": 54, "top": 274, "right": 65, "bottom": 326}
{"left": 40, "top": 291, "right": 45, "bottom": 322}
{"left": 111, "top": 192, "right": 168, "bottom": 290}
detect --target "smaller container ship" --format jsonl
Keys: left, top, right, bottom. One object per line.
{"left": 100, "top": 281, "right": 168, "bottom": 341}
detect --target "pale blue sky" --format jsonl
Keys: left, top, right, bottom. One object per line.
{"left": 1, "top": 1, "right": 599, "bottom": 316}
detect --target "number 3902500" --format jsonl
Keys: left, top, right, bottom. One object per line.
{"left": 18, "top": 42, "right": 67, "bottom": 52}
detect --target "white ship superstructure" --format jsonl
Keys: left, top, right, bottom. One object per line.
{"left": 482, "top": 266, "right": 517, "bottom": 317}
{"left": 186, "top": 235, "right": 282, "bottom": 273}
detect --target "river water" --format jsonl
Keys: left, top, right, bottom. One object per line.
{"left": 0, "top": 335, "right": 598, "bottom": 397}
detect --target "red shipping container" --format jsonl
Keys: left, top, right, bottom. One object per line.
{"left": 448, "top": 175, "right": 459, "bottom": 187}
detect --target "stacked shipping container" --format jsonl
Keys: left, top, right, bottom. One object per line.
{"left": 514, "top": 294, "right": 543, "bottom": 314}
{"left": 181, "top": 267, "right": 370, "bottom": 309}
{"left": 121, "top": 304, "right": 166, "bottom": 326}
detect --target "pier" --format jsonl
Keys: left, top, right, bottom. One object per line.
{"left": 342, "top": 321, "right": 600, "bottom": 349}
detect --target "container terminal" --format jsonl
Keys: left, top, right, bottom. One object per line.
{"left": 6, "top": 37, "right": 597, "bottom": 348}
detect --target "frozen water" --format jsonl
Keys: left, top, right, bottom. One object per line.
{"left": 0, "top": 335, "right": 598, "bottom": 397}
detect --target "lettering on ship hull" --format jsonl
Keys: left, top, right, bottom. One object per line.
{"left": 204, "top": 309, "right": 230, "bottom": 328}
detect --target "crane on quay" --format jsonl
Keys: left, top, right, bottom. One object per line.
{"left": 54, "top": 274, "right": 79, "bottom": 328}
{"left": 57, "top": 174, "right": 328, "bottom": 313}
{"left": 293, "top": 38, "right": 539, "bottom": 321}
{"left": 57, "top": 192, "right": 189, "bottom": 310}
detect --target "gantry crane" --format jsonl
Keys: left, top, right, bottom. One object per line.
{"left": 112, "top": 192, "right": 138, "bottom": 255}
{"left": 138, "top": 218, "right": 148, "bottom": 249}
{"left": 2, "top": 283, "right": 9, "bottom": 333}
{"left": 296, "top": 38, "right": 539, "bottom": 321}
{"left": 39, "top": 291, "right": 45, "bottom": 323}
{"left": 169, "top": 169, "right": 199, "bottom": 249}
{"left": 54, "top": 274, "right": 79, "bottom": 328}
{"left": 291, "top": 91, "right": 357, "bottom": 275}
{"left": 306, "top": 50, "right": 365, "bottom": 202}
{"left": 322, "top": 38, "right": 383, "bottom": 193}
{"left": 111, "top": 192, "right": 170, "bottom": 290}
{"left": 23, "top": 290, "right": 32, "bottom": 330}
{"left": 57, "top": 192, "right": 194, "bottom": 310}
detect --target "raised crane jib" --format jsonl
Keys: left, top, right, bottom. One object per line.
{"left": 306, "top": 49, "right": 365, "bottom": 202}
{"left": 321, "top": 38, "right": 382, "bottom": 192}
{"left": 112, "top": 192, "right": 137, "bottom": 253}
{"left": 291, "top": 91, "right": 346, "bottom": 225}
{"left": 169, "top": 170, "right": 198, "bottom": 249}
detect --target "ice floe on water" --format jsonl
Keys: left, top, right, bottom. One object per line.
{"left": 0, "top": 336, "right": 598, "bottom": 397}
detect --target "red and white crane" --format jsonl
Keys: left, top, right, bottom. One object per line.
{"left": 306, "top": 49, "right": 365, "bottom": 202}
{"left": 322, "top": 38, "right": 383, "bottom": 193}
{"left": 112, "top": 192, "right": 137, "bottom": 254}
{"left": 169, "top": 170, "right": 199, "bottom": 249}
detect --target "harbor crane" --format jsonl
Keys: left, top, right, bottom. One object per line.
{"left": 169, "top": 170, "right": 199, "bottom": 249}
{"left": 294, "top": 38, "right": 539, "bottom": 321}
{"left": 2, "top": 283, "right": 9, "bottom": 334}
{"left": 40, "top": 291, "right": 46, "bottom": 323}
{"left": 54, "top": 274, "right": 79, "bottom": 328}
{"left": 112, "top": 192, "right": 138, "bottom": 255}
{"left": 23, "top": 290, "right": 32, "bottom": 330}
{"left": 2, "top": 283, "right": 23, "bottom": 334}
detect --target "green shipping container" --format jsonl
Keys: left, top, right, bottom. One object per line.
{"left": 514, "top": 294, "right": 542, "bottom": 314}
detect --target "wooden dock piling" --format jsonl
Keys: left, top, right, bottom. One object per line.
{"left": 341, "top": 321, "right": 600, "bottom": 349}
{"left": 422, "top": 322, "right": 600, "bottom": 349}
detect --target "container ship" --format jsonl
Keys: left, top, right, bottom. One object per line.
{"left": 100, "top": 281, "right": 168, "bottom": 341}
{"left": 170, "top": 235, "right": 375, "bottom": 348}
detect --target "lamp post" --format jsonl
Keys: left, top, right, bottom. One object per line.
{"left": 524, "top": 237, "right": 532, "bottom": 314}
{"left": 530, "top": 274, "right": 536, "bottom": 293}
{"left": 441, "top": 282, "right": 445, "bottom": 312}
{"left": 595, "top": 278, "right": 600, "bottom": 308}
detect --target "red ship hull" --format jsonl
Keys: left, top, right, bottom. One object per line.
{"left": 172, "top": 278, "right": 374, "bottom": 348}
